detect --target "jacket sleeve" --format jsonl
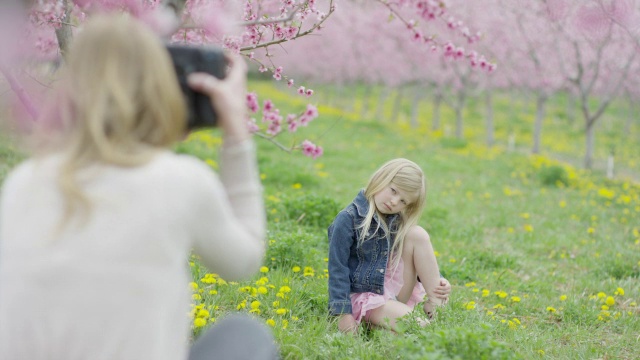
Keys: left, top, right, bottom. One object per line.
{"left": 327, "top": 210, "right": 355, "bottom": 315}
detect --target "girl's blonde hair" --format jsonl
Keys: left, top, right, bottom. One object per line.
{"left": 358, "top": 158, "right": 427, "bottom": 269}
{"left": 34, "top": 14, "right": 186, "bottom": 227}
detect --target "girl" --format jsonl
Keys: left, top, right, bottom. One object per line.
{"left": 328, "top": 158, "right": 451, "bottom": 332}
{"left": 0, "top": 15, "right": 277, "bottom": 360}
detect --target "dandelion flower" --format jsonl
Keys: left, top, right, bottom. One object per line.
{"left": 597, "top": 292, "right": 606, "bottom": 299}
{"left": 292, "top": 266, "right": 301, "bottom": 273}
{"left": 560, "top": 295, "right": 567, "bottom": 301}
{"left": 260, "top": 266, "right": 269, "bottom": 273}
{"left": 614, "top": 287, "right": 624, "bottom": 296}
{"left": 276, "top": 308, "right": 288, "bottom": 315}
{"left": 266, "top": 319, "right": 276, "bottom": 327}
{"left": 510, "top": 296, "right": 521, "bottom": 302}
{"left": 546, "top": 306, "right": 556, "bottom": 313}
{"left": 258, "top": 286, "right": 268, "bottom": 295}
{"left": 605, "top": 296, "right": 615, "bottom": 306}
{"left": 194, "top": 318, "right": 207, "bottom": 327}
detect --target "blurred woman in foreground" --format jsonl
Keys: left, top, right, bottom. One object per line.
{"left": 0, "top": 14, "right": 277, "bottom": 360}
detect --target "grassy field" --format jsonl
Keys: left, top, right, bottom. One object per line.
{"left": 1, "top": 80, "right": 639, "bottom": 359}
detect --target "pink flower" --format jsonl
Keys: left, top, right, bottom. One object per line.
{"left": 246, "top": 93, "right": 259, "bottom": 113}
{"left": 305, "top": 89, "right": 314, "bottom": 97}
{"left": 263, "top": 100, "right": 274, "bottom": 112}
{"left": 304, "top": 104, "right": 318, "bottom": 118}
{"left": 287, "top": 79, "right": 294, "bottom": 87}
{"left": 275, "top": 66, "right": 283, "bottom": 74}
{"left": 297, "top": 86, "right": 306, "bottom": 95}
{"left": 246, "top": 118, "right": 259, "bottom": 133}
{"left": 273, "top": 72, "right": 282, "bottom": 81}
{"left": 312, "top": 145, "right": 323, "bottom": 159}
{"left": 258, "top": 65, "right": 267, "bottom": 73}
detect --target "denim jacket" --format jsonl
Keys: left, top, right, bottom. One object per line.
{"left": 327, "top": 190, "right": 398, "bottom": 315}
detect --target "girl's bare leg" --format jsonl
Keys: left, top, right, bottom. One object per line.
{"left": 366, "top": 300, "right": 428, "bottom": 332}
{"left": 396, "top": 226, "right": 444, "bottom": 317}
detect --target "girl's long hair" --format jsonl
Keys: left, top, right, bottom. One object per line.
{"left": 358, "top": 158, "right": 427, "bottom": 270}
{"left": 32, "top": 14, "right": 186, "bottom": 228}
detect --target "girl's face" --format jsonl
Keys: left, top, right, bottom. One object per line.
{"left": 373, "top": 184, "right": 416, "bottom": 215}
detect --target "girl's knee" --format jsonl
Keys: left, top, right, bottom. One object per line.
{"left": 405, "top": 226, "right": 431, "bottom": 247}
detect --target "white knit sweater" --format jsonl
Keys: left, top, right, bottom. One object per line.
{"left": 0, "top": 140, "right": 265, "bottom": 360}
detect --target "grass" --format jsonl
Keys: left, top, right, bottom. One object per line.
{"left": 1, "top": 80, "right": 639, "bottom": 359}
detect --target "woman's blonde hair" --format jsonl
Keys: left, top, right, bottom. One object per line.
{"left": 358, "top": 158, "right": 427, "bottom": 270}
{"left": 35, "top": 14, "right": 186, "bottom": 227}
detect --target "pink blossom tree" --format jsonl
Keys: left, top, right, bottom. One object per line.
{"left": 543, "top": 0, "right": 640, "bottom": 168}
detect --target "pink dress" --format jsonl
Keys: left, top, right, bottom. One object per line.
{"left": 350, "top": 257, "right": 427, "bottom": 323}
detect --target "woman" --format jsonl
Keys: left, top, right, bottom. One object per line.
{"left": 0, "top": 14, "right": 276, "bottom": 360}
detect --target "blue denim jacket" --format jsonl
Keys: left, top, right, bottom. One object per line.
{"left": 327, "top": 190, "right": 398, "bottom": 315}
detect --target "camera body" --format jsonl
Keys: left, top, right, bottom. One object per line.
{"left": 166, "top": 44, "right": 227, "bottom": 129}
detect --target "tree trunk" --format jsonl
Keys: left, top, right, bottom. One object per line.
{"left": 391, "top": 86, "right": 404, "bottom": 122}
{"left": 485, "top": 90, "right": 494, "bottom": 146}
{"left": 410, "top": 85, "right": 423, "bottom": 128}
{"left": 455, "top": 92, "right": 465, "bottom": 139}
{"left": 584, "top": 120, "right": 595, "bottom": 169}
{"left": 606, "top": 154, "right": 614, "bottom": 179}
{"left": 532, "top": 94, "right": 546, "bottom": 154}
{"left": 54, "top": 0, "right": 73, "bottom": 60}
{"left": 432, "top": 91, "right": 442, "bottom": 130}
{"left": 566, "top": 91, "right": 576, "bottom": 124}
{"left": 374, "top": 87, "right": 391, "bottom": 122}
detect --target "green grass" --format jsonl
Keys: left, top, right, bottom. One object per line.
{"left": 1, "top": 80, "right": 639, "bottom": 359}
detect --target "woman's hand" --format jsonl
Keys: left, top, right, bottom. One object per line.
{"left": 187, "top": 54, "right": 249, "bottom": 144}
{"left": 337, "top": 314, "right": 358, "bottom": 334}
{"left": 433, "top": 278, "right": 451, "bottom": 304}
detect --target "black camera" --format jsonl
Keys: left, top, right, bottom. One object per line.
{"left": 166, "top": 44, "right": 227, "bottom": 129}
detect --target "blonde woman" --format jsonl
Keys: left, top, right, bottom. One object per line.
{"left": 0, "top": 15, "right": 277, "bottom": 360}
{"left": 328, "top": 158, "right": 451, "bottom": 333}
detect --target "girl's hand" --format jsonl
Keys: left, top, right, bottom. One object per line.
{"left": 433, "top": 278, "right": 451, "bottom": 304}
{"left": 187, "top": 54, "right": 249, "bottom": 143}
{"left": 337, "top": 314, "right": 358, "bottom": 334}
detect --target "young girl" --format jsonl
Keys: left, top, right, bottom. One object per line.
{"left": 328, "top": 158, "right": 451, "bottom": 332}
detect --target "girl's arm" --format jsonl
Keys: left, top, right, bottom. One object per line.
{"left": 327, "top": 211, "right": 355, "bottom": 316}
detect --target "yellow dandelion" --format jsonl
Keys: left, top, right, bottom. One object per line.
{"left": 520, "top": 213, "right": 530, "bottom": 219}
{"left": 276, "top": 308, "right": 288, "bottom": 315}
{"left": 189, "top": 282, "right": 199, "bottom": 291}
{"left": 194, "top": 318, "right": 207, "bottom": 327}
{"left": 614, "top": 287, "right": 625, "bottom": 296}
{"left": 523, "top": 224, "right": 534, "bottom": 232}
{"left": 279, "top": 286, "right": 291, "bottom": 293}
{"left": 260, "top": 173, "right": 267, "bottom": 180}
{"left": 546, "top": 306, "right": 556, "bottom": 313}
{"left": 495, "top": 290, "right": 508, "bottom": 298}
{"left": 260, "top": 266, "right": 269, "bottom": 273}
{"left": 464, "top": 301, "right": 476, "bottom": 310}
{"left": 465, "top": 282, "right": 476, "bottom": 287}
{"left": 272, "top": 301, "right": 280, "bottom": 307}
{"left": 601, "top": 305, "right": 609, "bottom": 311}
{"left": 192, "top": 294, "right": 202, "bottom": 301}
{"left": 493, "top": 304, "right": 505, "bottom": 309}
{"left": 559, "top": 200, "right": 566, "bottom": 208}
{"left": 510, "top": 296, "right": 521, "bottom": 303}
{"left": 196, "top": 309, "right": 210, "bottom": 318}
{"left": 266, "top": 319, "right": 276, "bottom": 327}
{"left": 292, "top": 183, "right": 302, "bottom": 189}
{"left": 251, "top": 301, "right": 261, "bottom": 310}
{"left": 482, "top": 289, "right": 490, "bottom": 297}
{"left": 597, "top": 292, "right": 606, "bottom": 299}
{"left": 605, "top": 296, "right": 615, "bottom": 306}
{"left": 292, "top": 266, "right": 301, "bottom": 273}
{"left": 560, "top": 295, "right": 567, "bottom": 301}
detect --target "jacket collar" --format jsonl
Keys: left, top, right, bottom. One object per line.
{"left": 353, "top": 190, "right": 399, "bottom": 225}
